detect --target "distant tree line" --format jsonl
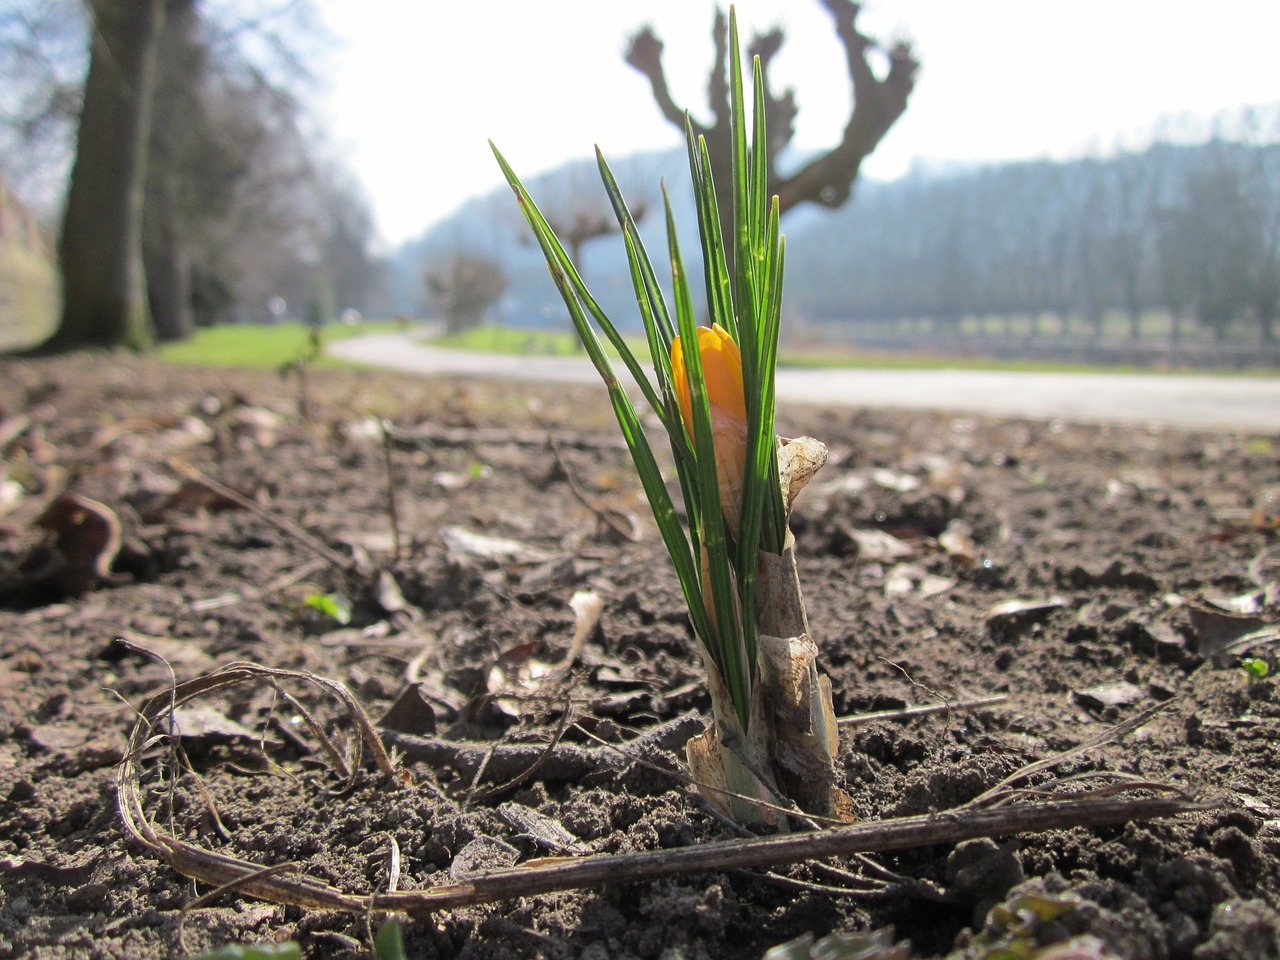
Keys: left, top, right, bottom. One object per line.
{"left": 412, "top": 0, "right": 920, "bottom": 335}
{"left": 786, "top": 130, "right": 1280, "bottom": 349}
{"left": 403, "top": 117, "right": 1280, "bottom": 367}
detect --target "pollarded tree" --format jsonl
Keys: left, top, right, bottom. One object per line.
{"left": 424, "top": 252, "right": 507, "bottom": 334}
{"left": 626, "top": 0, "right": 917, "bottom": 243}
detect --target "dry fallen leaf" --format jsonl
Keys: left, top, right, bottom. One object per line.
{"left": 0, "top": 493, "right": 123, "bottom": 607}
{"left": 1188, "top": 603, "right": 1280, "bottom": 660}
{"left": 441, "top": 526, "right": 558, "bottom": 565}
{"left": 985, "top": 597, "right": 1068, "bottom": 635}
{"left": 938, "top": 519, "right": 978, "bottom": 566}
{"left": 846, "top": 526, "right": 916, "bottom": 562}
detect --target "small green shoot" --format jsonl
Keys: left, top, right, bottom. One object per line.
{"left": 1242, "top": 656, "right": 1269, "bottom": 680}
{"left": 374, "top": 917, "right": 409, "bottom": 960}
{"left": 184, "top": 943, "right": 301, "bottom": 960}
{"left": 303, "top": 591, "right": 352, "bottom": 625}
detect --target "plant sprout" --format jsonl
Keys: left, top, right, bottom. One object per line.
{"left": 303, "top": 591, "right": 352, "bottom": 625}
{"left": 492, "top": 6, "right": 839, "bottom": 825}
{"left": 1242, "top": 656, "right": 1269, "bottom": 680}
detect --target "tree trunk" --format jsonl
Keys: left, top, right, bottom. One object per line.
{"left": 144, "top": 0, "right": 199, "bottom": 344}
{"left": 144, "top": 167, "right": 192, "bottom": 342}
{"left": 1085, "top": 304, "right": 1103, "bottom": 341}
{"left": 46, "top": 0, "right": 164, "bottom": 352}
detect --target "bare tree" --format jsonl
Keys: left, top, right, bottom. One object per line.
{"left": 3, "top": 0, "right": 377, "bottom": 348}
{"left": 424, "top": 252, "right": 507, "bottom": 334}
{"left": 144, "top": 0, "right": 202, "bottom": 342}
{"left": 513, "top": 157, "right": 653, "bottom": 266}
{"left": 626, "top": 0, "right": 917, "bottom": 242}
{"left": 0, "top": 0, "right": 86, "bottom": 213}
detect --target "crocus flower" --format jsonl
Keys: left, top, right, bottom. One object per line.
{"left": 671, "top": 323, "right": 747, "bottom": 535}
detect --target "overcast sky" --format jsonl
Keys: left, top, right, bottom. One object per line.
{"left": 316, "top": 1, "right": 1279, "bottom": 248}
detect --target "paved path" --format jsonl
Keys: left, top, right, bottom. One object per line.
{"left": 329, "top": 332, "right": 1280, "bottom": 433}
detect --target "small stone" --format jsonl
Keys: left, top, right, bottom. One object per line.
{"left": 67, "top": 883, "right": 109, "bottom": 911}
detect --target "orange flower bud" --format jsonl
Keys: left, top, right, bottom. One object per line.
{"left": 671, "top": 324, "right": 747, "bottom": 534}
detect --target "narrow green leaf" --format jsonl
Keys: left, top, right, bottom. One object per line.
{"left": 663, "top": 187, "right": 705, "bottom": 559}
{"left": 596, "top": 148, "right": 677, "bottom": 351}
{"left": 750, "top": 57, "right": 770, "bottom": 309}
{"left": 729, "top": 11, "right": 753, "bottom": 321}
{"left": 491, "top": 141, "right": 715, "bottom": 651}
{"left": 304, "top": 592, "right": 351, "bottom": 625}
{"left": 685, "top": 121, "right": 736, "bottom": 341}
{"left": 671, "top": 230, "right": 751, "bottom": 726}
{"left": 374, "top": 918, "right": 408, "bottom": 960}
{"left": 490, "top": 143, "right": 665, "bottom": 422}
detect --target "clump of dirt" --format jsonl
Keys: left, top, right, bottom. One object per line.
{"left": 0, "top": 352, "right": 1277, "bottom": 959}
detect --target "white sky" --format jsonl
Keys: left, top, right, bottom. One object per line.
{"left": 317, "top": 1, "right": 1279, "bottom": 248}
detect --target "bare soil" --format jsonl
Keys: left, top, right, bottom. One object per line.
{"left": 1, "top": 352, "right": 1278, "bottom": 960}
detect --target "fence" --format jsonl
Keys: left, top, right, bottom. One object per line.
{"left": 0, "top": 175, "right": 59, "bottom": 351}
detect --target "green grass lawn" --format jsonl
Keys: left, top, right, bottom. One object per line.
{"left": 429, "top": 325, "right": 1209, "bottom": 375}
{"left": 429, "top": 324, "right": 647, "bottom": 359}
{"left": 153, "top": 321, "right": 1268, "bottom": 376}
{"left": 774, "top": 349, "right": 1152, "bottom": 374}
{"left": 156, "top": 321, "right": 400, "bottom": 368}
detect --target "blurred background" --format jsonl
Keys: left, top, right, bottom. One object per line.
{"left": 1, "top": 0, "right": 1277, "bottom": 367}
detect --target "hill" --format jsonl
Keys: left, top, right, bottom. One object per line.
{"left": 392, "top": 112, "right": 1280, "bottom": 353}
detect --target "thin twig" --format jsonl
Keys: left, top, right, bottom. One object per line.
{"left": 967, "top": 701, "right": 1173, "bottom": 808}
{"left": 462, "top": 745, "right": 497, "bottom": 809}
{"left": 168, "top": 457, "right": 359, "bottom": 573}
{"left": 380, "top": 833, "right": 402, "bottom": 894}
{"left": 379, "top": 420, "right": 403, "bottom": 561}
{"left": 269, "top": 683, "right": 353, "bottom": 781}
{"left": 470, "top": 702, "right": 575, "bottom": 802}
{"left": 119, "top": 671, "right": 1208, "bottom": 917}
{"left": 549, "top": 437, "right": 641, "bottom": 542}
{"left": 837, "top": 694, "right": 1009, "bottom": 727}
{"left": 753, "top": 868, "right": 889, "bottom": 897}
{"left": 369, "top": 792, "right": 1205, "bottom": 914}
{"left": 382, "top": 710, "right": 704, "bottom": 785}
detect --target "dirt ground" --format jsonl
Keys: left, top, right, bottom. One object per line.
{"left": 1, "top": 352, "right": 1278, "bottom": 960}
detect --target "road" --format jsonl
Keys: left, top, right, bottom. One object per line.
{"left": 328, "top": 332, "right": 1280, "bottom": 433}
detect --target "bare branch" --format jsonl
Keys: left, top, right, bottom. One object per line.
{"left": 625, "top": 25, "right": 704, "bottom": 137}
{"left": 775, "top": 0, "right": 918, "bottom": 213}
{"left": 748, "top": 26, "right": 796, "bottom": 185}
{"left": 624, "top": 0, "right": 918, "bottom": 249}
{"left": 706, "top": 6, "right": 730, "bottom": 132}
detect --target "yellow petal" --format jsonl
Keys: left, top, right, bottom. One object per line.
{"left": 671, "top": 323, "right": 747, "bottom": 533}
{"left": 671, "top": 323, "right": 746, "bottom": 438}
